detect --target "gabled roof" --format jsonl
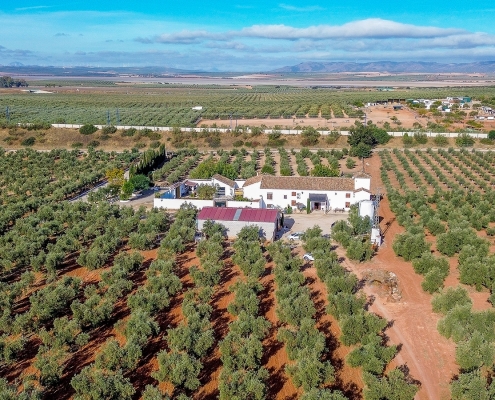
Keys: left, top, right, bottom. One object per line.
{"left": 354, "top": 187, "right": 371, "bottom": 193}
{"left": 198, "top": 207, "right": 279, "bottom": 223}
{"left": 257, "top": 176, "right": 355, "bottom": 191}
{"left": 242, "top": 175, "right": 263, "bottom": 187}
{"left": 353, "top": 171, "right": 371, "bottom": 179}
{"left": 184, "top": 180, "right": 198, "bottom": 187}
{"left": 212, "top": 174, "right": 236, "bottom": 188}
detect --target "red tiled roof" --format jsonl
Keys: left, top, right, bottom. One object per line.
{"left": 212, "top": 174, "right": 236, "bottom": 188}
{"left": 259, "top": 176, "right": 354, "bottom": 191}
{"left": 197, "top": 207, "right": 278, "bottom": 223}
{"left": 242, "top": 175, "right": 263, "bottom": 187}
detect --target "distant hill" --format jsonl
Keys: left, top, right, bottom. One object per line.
{"left": 271, "top": 61, "right": 495, "bottom": 73}
{"left": 0, "top": 65, "right": 193, "bottom": 77}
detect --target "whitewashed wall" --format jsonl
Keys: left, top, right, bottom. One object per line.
{"left": 154, "top": 198, "right": 212, "bottom": 210}
{"left": 49, "top": 124, "right": 488, "bottom": 138}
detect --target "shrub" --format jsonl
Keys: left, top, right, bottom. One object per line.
{"left": 488, "top": 130, "right": 495, "bottom": 140}
{"left": 149, "top": 141, "right": 161, "bottom": 149}
{"left": 146, "top": 131, "right": 161, "bottom": 141}
{"left": 79, "top": 124, "right": 98, "bottom": 135}
{"left": 432, "top": 286, "right": 472, "bottom": 315}
{"left": 87, "top": 140, "right": 100, "bottom": 148}
{"left": 325, "top": 131, "right": 341, "bottom": 144}
{"left": 345, "top": 158, "right": 356, "bottom": 169}
{"left": 101, "top": 125, "right": 117, "bottom": 135}
{"left": 71, "top": 142, "right": 83, "bottom": 149}
{"left": 346, "top": 238, "right": 373, "bottom": 262}
{"left": 300, "top": 127, "right": 320, "bottom": 146}
{"left": 413, "top": 132, "right": 428, "bottom": 144}
{"left": 402, "top": 134, "right": 414, "bottom": 147}
{"left": 205, "top": 136, "right": 221, "bottom": 148}
{"left": 455, "top": 331, "right": 494, "bottom": 372}
{"left": 421, "top": 267, "right": 448, "bottom": 293}
{"left": 21, "top": 137, "right": 35, "bottom": 146}
{"left": 486, "top": 226, "right": 495, "bottom": 236}
{"left": 412, "top": 252, "right": 449, "bottom": 276}
{"left": 433, "top": 134, "right": 448, "bottom": 146}
{"left": 363, "top": 368, "right": 419, "bottom": 400}
{"left": 393, "top": 231, "right": 430, "bottom": 261}
{"left": 233, "top": 140, "right": 244, "bottom": 147}
{"left": 479, "top": 138, "right": 494, "bottom": 145}
{"left": 455, "top": 133, "right": 475, "bottom": 147}
{"left": 451, "top": 370, "right": 494, "bottom": 399}
{"left": 121, "top": 128, "right": 137, "bottom": 137}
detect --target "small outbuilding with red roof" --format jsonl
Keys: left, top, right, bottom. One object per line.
{"left": 197, "top": 206, "right": 282, "bottom": 240}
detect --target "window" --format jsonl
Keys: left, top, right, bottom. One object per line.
{"left": 284, "top": 195, "right": 287, "bottom": 199}
{"left": 291, "top": 200, "right": 297, "bottom": 206}
{"left": 345, "top": 193, "right": 351, "bottom": 198}
{"left": 292, "top": 191, "right": 296, "bottom": 196}
{"left": 345, "top": 202, "right": 350, "bottom": 208}
{"left": 267, "top": 192, "right": 273, "bottom": 200}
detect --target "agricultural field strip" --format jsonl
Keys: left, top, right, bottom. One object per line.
{"left": 0, "top": 149, "right": 215, "bottom": 397}
{"left": 4, "top": 86, "right": 495, "bottom": 126}
{"left": 153, "top": 219, "right": 224, "bottom": 396}
{"left": 269, "top": 240, "right": 337, "bottom": 396}
{"left": 0, "top": 204, "right": 173, "bottom": 397}
{"left": 380, "top": 149, "right": 495, "bottom": 394}
{"left": 221, "top": 226, "right": 271, "bottom": 398}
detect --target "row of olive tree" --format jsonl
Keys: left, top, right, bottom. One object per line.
{"left": 219, "top": 225, "right": 270, "bottom": 400}
{"left": 268, "top": 238, "right": 340, "bottom": 396}
{"left": 304, "top": 226, "right": 419, "bottom": 399}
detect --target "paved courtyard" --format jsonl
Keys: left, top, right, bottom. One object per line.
{"left": 278, "top": 210, "right": 348, "bottom": 238}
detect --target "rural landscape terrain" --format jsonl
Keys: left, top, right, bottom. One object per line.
{"left": 2, "top": 71, "right": 495, "bottom": 400}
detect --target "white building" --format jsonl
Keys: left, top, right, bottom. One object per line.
{"left": 241, "top": 172, "right": 371, "bottom": 212}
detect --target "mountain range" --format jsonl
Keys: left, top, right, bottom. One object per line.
{"left": 271, "top": 61, "right": 495, "bottom": 73}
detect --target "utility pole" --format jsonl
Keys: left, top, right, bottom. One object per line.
{"left": 116, "top": 109, "right": 120, "bottom": 126}
{"left": 5, "top": 106, "right": 10, "bottom": 123}
{"left": 107, "top": 110, "right": 110, "bottom": 126}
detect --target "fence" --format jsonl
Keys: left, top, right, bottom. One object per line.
{"left": 50, "top": 124, "right": 488, "bottom": 139}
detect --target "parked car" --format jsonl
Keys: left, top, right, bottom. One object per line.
{"left": 288, "top": 232, "right": 304, "bottom": 241}
{"left": 303, "top": 253, "right": 314, "bottom": 261}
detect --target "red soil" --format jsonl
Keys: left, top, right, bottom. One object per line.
{"left": 260, "top": 260, "right": 300, "bottom": 400}
{"left": 342, "top": 153, "right": 459, "bottom": 400}
{"left": 194, "top": 249, "right": 240, "bottom": 399}
{"left": 302, "top": 264, "right": 363, "bottom": 398}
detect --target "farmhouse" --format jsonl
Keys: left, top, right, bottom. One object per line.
{"left": 197, "top": 206, "right": 281, "bottom": 240}
{"left": 241, "top": 172, "right": 371, "bottom": 212}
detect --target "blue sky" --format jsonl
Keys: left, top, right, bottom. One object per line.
{"left": 1, "top": 1, "right": 495, "bottom": 71}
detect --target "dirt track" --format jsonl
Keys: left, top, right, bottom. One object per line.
{"left": 335, "top": 153, "right": 458, "bottom": 400}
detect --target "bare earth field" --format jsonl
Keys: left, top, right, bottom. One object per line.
{"left": 201, "top": 105, "right": 495, "bottom": 132}
{"left": 19, "top": 73, "right": 495, "bottom": 87}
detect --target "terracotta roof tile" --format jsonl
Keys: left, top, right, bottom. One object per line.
{"left": 353, "top": 171, "right": 371, "bottom": 179}
{"left": 242, "top": 175, "right": 263, "bottom": 187}
{"left": 259, "top": 176, "right": 354, "bottom": 191}
{"left": 212, "top": 174, "right": 236, "bottom": 188}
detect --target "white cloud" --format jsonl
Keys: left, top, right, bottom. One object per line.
{"left": 15, "top": 5, "right": 52, "bottom": 11}
{"left": 137, "top": 30, "right": 228, "bottom": 44}
{"left": 239, "top": 19, "right": 465, "bottom": 39}
{"left": 279, "top": 4, "right": 325, "bottom": 12}
{"left": 136, "top": 19, "right": 469, "bottom": 45}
